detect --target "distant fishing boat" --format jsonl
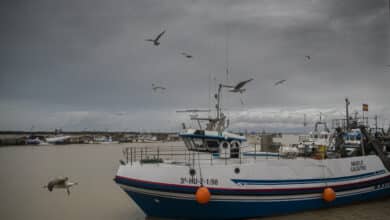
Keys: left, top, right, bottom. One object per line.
{"left": 25, "top": 127, "right": 44, "bottom": 145}
{"left": 114, "top": 87, "right": 390, "bottom": 219}
{"left": 94, "top": 136, "right": 118, "bottom": 144}
{"left": 46, "top": 135, "right": 71, "bottom": 145}
{"left": 25, "top": 136, "right": 41, "bottom": 145}
{"left": 135, "top": 134, "right": 158, "bottom": 143}
{"left": 298, "top": 118, "right": 331, "bottom": 158}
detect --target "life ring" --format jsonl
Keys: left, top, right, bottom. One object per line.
{"left": 219, "top": 141, "right": 231, "bottom": 158}
{"left": 219, "top": 141, "right": 230, "bottom": 149}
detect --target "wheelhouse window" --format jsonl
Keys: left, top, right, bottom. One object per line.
{"left": 191, "top": 138, "right": 204, "bottom": 149}
{"left": 205, "top": 140, "right": 219, "bottom": 152}
{"left": 206, "top": 140, "right": 219, "bottom": 149}
{"left": 194, "top": 130, "right": 205, "bottom": 136}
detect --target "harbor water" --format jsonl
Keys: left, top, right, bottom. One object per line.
{"left": 1, "top": 142, "right": 390, "bottom": 220}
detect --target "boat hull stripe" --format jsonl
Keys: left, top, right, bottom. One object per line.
{"left": 114, "top": 173, "right": 390, "bottom": 195}
{"left": 231, "top": 170, "right": 386, "bottom": 185}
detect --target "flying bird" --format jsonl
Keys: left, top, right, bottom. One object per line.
{"left": 274, "top": 80, "right": 286, "bottom": 86}
{"left": 228, "top": 78, "right": 254, "bottom": 93}
{"left": 181, "top": 52, "right": 193, "bottom": 58}
{"left": 145, "top": 30, "right": 166, "bottom": 46}
{"left": 305, "top": 55, "right": 311, "bottom": 60}
{"left": 152, "top": 83, "right": 166, "bottom": 92}
{"left": 43, "top": 177, "right": 78, "bottom": 196}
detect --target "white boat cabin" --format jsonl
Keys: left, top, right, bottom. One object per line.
{"left": 179, "top": 129, "right": 246, "bottom": 158}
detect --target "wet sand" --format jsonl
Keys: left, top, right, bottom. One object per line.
{"left": 1, "top": 143, "right": 389, "bottom": 220}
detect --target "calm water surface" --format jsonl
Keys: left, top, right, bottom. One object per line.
{"left": 1, "top": 143, "right": 389, "bottom": 220}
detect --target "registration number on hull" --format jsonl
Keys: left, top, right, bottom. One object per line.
{"left": 180, "top": 177, "right": 219, "bottom": 185}
{"left": 374, "top": 182, "right": 390, "bottom": 190}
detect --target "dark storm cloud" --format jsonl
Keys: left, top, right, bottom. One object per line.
{"left": 0, "top": 0, "right": 388, "bottom": 131}
{"left": 0, "top": 0, "right": 187, "bottom": 106}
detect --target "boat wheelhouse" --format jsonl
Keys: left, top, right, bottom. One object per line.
{"left": 179, "top": 129, "right": 246, "bottom": 154}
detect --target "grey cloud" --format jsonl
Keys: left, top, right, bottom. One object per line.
{"left": 0, "top": 0, "right": 388, "bottom": 131}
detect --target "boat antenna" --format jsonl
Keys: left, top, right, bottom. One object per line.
{"left": 345, "top": 98, "right": 350, "bottom": 131}
{"left": 208, "top": 72, "right": 212, "bottom": 117}
{"left": 216, "top": 84, "right": 222, "bottom": 119}
{"left": 375, "top": 115, "right": 378, "bottom": 132}
{"left": 224, "top": 1, "right": 229, "bottom": 83}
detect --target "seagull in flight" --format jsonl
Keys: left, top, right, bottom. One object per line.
{"left": 228, "top": 78, "right": 254, "bottom": 93}
{"left": 43, "top": 177, "right": 78, "bottom": 196}
{"left": 152, "top": 83, "right": 166, "bottom": 92}
{"left": 181, "top": 52, "right": 193, "bottom": 58}
{"left": 274, "top": 80, "right": 286, "bottom": 86}
{"left": 145, "top": 30, "right": 166, "bottom": 46}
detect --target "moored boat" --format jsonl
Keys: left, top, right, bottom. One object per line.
{"left": 115, "top": 153, "right": 390, "bottom": 219}
{"left": 114, "top": 88, "right": 390, "bottom": 219}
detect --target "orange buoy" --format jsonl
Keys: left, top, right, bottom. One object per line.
{"left": 323, "top": 187, "right": 336, "bottom": 202}
{"left": 195, "top": 186, "right": 211, "bottom": 204}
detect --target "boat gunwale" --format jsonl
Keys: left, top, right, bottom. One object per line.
{"left": 114, "top": 172, "right": 390, "bottom": 196}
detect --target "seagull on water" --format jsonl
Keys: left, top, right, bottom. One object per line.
{"left": 43, "top": 177, "right": 78, "bottom": 196}
{"left": 145, "top": 30, "right": 166, "bottom": 46}
{"left": 305, "top": 55, "right": 311, "bottom": 60}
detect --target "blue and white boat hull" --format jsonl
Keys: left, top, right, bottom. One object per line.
{"left": 120, "top": 186, "right": 390, "bottom": 219}
{"left": 114, "top": 155, "right": 390, "bottom": 219}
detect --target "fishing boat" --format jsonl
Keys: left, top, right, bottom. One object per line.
{"left": 46, "top": 135, "right": 72, "bottom": 145}
{"left": 297, "top": 117, "right": 330, "bottom": 157}
{"left": 25, "top": 135, "right": 41, "bottom": 145}
{"left": 94, "top": 135, "right": 118, "bottom": 144}
{"left": 114, "top": 88, "right": 390, "bottom": 219}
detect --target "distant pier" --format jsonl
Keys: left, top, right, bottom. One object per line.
{"left": 0, "top": 131, "right": 180, "bottom": 146}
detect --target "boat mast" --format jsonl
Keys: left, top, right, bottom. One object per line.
{"left": 345, "top": 98, "right": 350, "bottom": 131}
{"left": 216, "top": 84, "right": 222, "bottom": 120}
{"left": 215, "top": 83, "right": 234, "bottom": 133}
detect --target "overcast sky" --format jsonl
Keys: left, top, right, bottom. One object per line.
{"left": 0, "top": 0, "right": 389, "bottom": 132}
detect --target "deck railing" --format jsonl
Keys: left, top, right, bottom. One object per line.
{"left": 122, "top": 146, "right": 223, "bottom": 166}
{"left": 121, "top": 144, "right": 288, "bottom": 167}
